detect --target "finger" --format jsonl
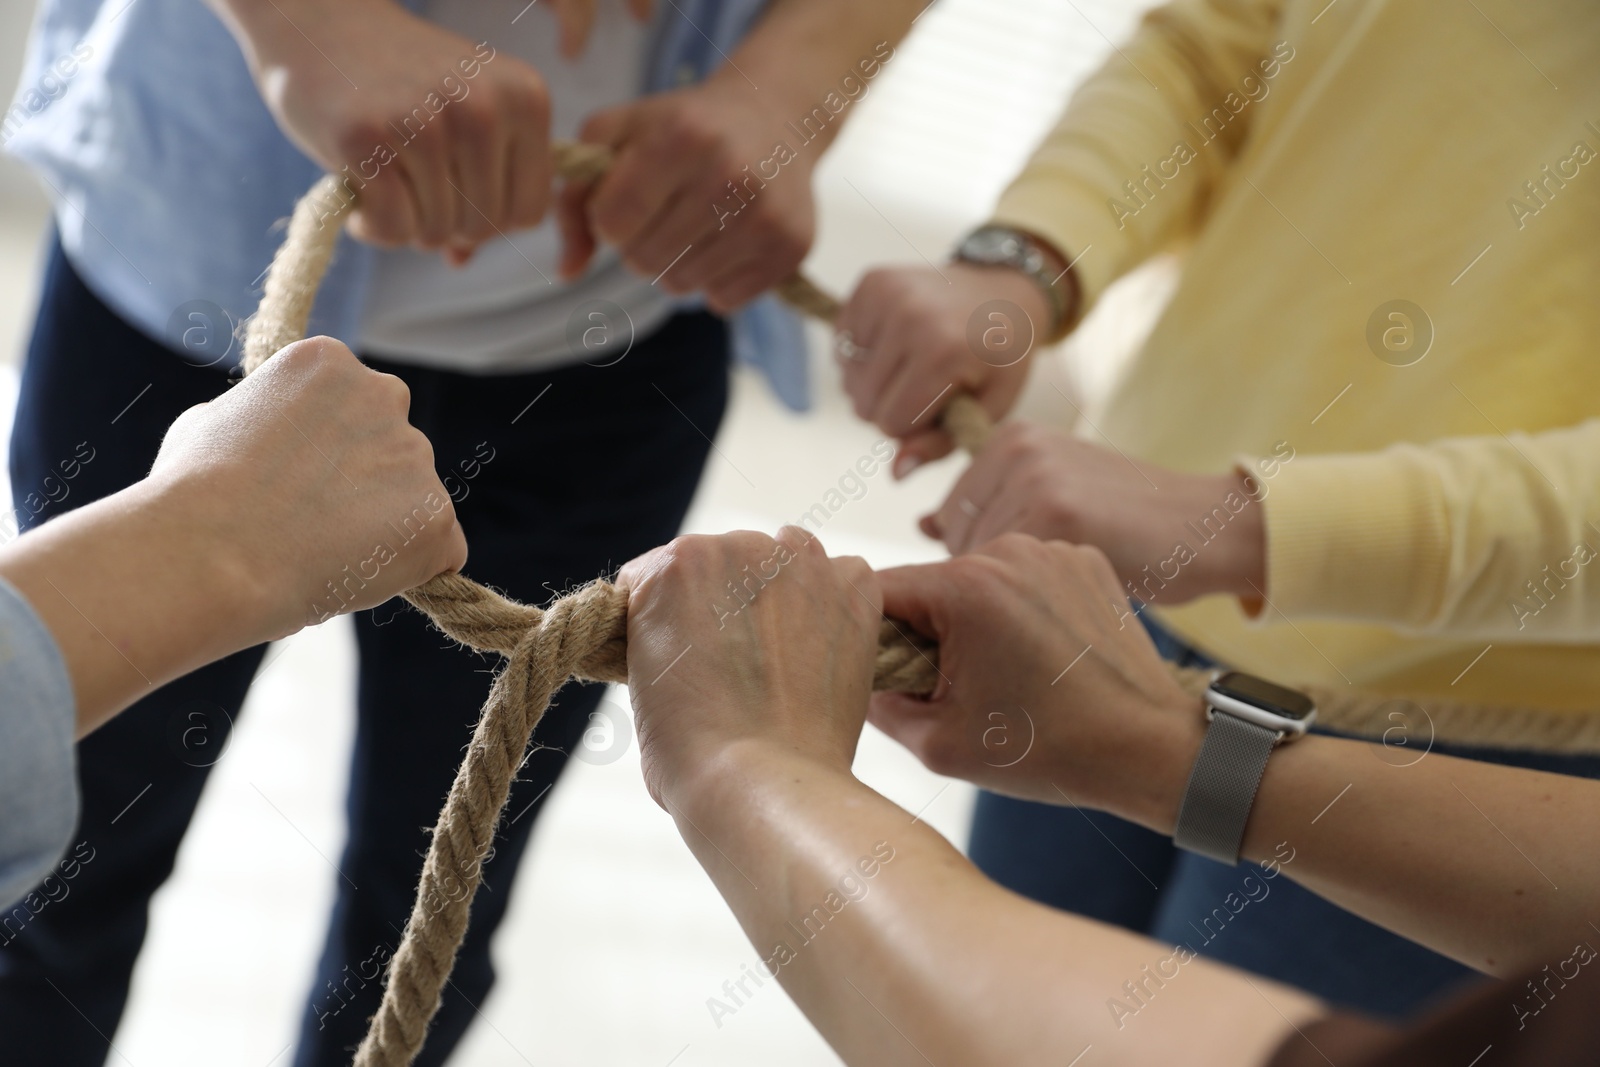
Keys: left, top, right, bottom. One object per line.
{"left": 506, "top": 128, "right": 551, "bottom": 232}
{"left": 702, "top": 254, "right": 774, "bottom": 314}
{"left": 554, "top": 0, "right": 598, "bottom": 59}
{"left": 835, "top": 279, "right": 894, "bottom": 382}
{"left": 346, "top": 169, "right": 421, "bottom": 248}
{"left": 852, "top": 311, "right": 922, "bottom": 427}
{"left": 875, "top": 563, "right": 947, "bottom": 639}
{"left": 831, "top": 554, "right": 883, "bottom": 616}
{"left": 616, "top": 541, "right": 675, "bottom": 595}
{"left": 932, "top": 462, "right": 1005, "bottom": 555}
{"left": 774, "top": 522, "right": 822, "bottom": 562}
{"left": 874, "top": 370, "right": 957, "bottom": 442}
{"left": 403, "top": 130, "right": 459, "bottom": 248}
{"left": 447, "top": 102, "right": 504, "bottom": 245}
{"left": 845, "top": 337, "right": 910, "bottom": 428}
{"left": 502, "top": 69, "right": 553, "bottom": 230}
{"left": 441, "top": 517, "right": 469, "bottom": 574}
{"left": 626, "top": 0, "right": 654, "bottom": 19}
{"left": 866, "top": 694, "right": 945, "bottom": 758}
{"left": 590, "top": 121, "right": 696, "bottom": 252}
{"left": 958, "top": 487, "right": 1036, "bottom": 555}
{"left": 1075, "top": 543, "right": 1129, "bottom": 604}
{"left": 626, "top": 190, "right": 716, "bottom": 289}
{"left": 892, "top": 429, "right": 956, "bottom": 479}
{"left": 555, "top": 179, "right": 600, "bottom": 279}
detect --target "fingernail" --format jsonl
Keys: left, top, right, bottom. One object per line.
{"left": 894, "top": 454, "right": 921, "bottom": 479}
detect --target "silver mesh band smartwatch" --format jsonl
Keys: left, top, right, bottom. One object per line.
{"left": 1173, "top": 672, "right": 1317, "bottom": 865}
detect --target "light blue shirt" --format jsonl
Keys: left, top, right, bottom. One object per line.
{"left": 0, "top": 577, "right": 78, "bottom": 910}
{"left": 5, "top": 0, "right": 811, "bottom": 408}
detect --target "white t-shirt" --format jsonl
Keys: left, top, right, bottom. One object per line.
{"left": 358, "top": 0, "right": 674, "bottom": 373}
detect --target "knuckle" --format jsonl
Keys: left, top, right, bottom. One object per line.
{"left": 378, "top": 371, "right": 412, "bottom": 412}
{"left": 1076, "top": 542, "right": 1118, "bottom": 580}
{"left": 993, "top": 531, "right": 1035, "bottom": 555}
{"left": 338, "top": 120, "right": 386, "bottom": 161}
{"left": 451, "top": 96, "right": 498, "bottom": 140}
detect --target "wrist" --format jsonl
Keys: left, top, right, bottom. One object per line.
{"left": 949, "top": 261, "right": 1054, "bottom": 366}
{"left": 661, "top": 736, "right": 852, "bottom": 819}
{"left": 1196, "top": 469, "right": 1268, "bottom": 600}
{"left": 1077, "top": 690, "right": 1207, "bottom": 835}
{"left": 698, "top": 70, "right": 826, "bottom": 171}
{"left": 954, "top": 226, "right": 1078, "bottom": 340}
{"left": 139, "top": 470, "right": 296, "bottom": 646}
{"left": 224, "top": 0, "right": 386, "bottom": 74}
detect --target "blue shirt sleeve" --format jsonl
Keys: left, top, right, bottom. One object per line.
{"left": 0, "top": 576, "right": 79, "bottom": 910}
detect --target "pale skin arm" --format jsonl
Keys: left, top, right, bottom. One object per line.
{"left": 620, "top": 530, "right": 1321, "bottom": 1067}
{"left": 868, "top": 535, "right": 1600, "bottom": 980}
{"left": 0, "top": 339, "right": 465, "bottom": 737}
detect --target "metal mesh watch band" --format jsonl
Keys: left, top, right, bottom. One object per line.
{"left": 1173, "top": 712, "right": 1280, "bottom": 865}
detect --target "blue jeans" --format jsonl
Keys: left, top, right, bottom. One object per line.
{"left": 969, "top": 611, "right": 1600, "bottom": 1019}
{"left": 0, "top": 237, "right": 730, "bottom": 1066}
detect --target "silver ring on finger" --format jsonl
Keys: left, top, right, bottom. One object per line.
{"left": 833, "top": 330, "right": 869, "bottom": 363}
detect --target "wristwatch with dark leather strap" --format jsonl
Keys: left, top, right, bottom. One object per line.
{"left": 954, "top": 224, "right": 1079, "bottom": 341}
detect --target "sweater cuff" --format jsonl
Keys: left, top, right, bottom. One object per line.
{"left": 0, "top": 576, "right": 80, "bottom": 910}
{"left": 1259, "top": 450, "right": 1450, "bottom": 627}
{"left": 991, "top": 178, "right": 1130, "bottom": 319}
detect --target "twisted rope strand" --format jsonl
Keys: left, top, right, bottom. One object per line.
{"left": 237, "top": 143, "right": 1600, "bottom": 1067}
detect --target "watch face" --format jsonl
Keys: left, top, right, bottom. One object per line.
{"left": 1210, "top": 672, "right": 1315, "bottom": 720}
{"left": 964, "top": 227, "right": 1020, "bottom": 263}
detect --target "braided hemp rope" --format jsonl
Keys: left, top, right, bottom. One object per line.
{"left": 243, "top": 151, "right": 944, "bottom": 1067}
{"left": 241, "top": 142, "right": 1600, "bottom": 1067}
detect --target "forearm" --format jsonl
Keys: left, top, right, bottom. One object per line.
{"left": 0, "top": 477, "right": 267, "bottom": 737}
{"left": 665, "top": 738, "right": 1317, "bottom": 1067}
{"left": 992, "top": 0, "right": 1287, "bottom": 306}
{"left": 200, "top": 0, "right": 368, "bottom": 71}
{"left": 1242, "top": 736, "right": 1600, "bottom": 976}
{"left": 1092, "top": 704, "right": 1600, "bottom": 978}
{"left": 1259, "top": 421, "right": 1600, "bottom": 639}
{"left": 711, "top": 0, "right": 922, "bottom": 154}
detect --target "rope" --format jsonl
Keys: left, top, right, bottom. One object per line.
{"left": 239, "top": 142, "right": 1600, "bottom": 1067}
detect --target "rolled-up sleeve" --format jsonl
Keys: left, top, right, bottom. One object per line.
{"left": 0, "top": 576, "right": 78, "bottom": 909}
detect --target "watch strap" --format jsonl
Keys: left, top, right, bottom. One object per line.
{"left": 956, "top": 226, "right": 1075, "bottom": 340}
{"left": 1173, "top": 712, "right": 1279, "bottom": 865}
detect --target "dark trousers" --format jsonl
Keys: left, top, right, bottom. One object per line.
{"left": 1, "top": 237, "right": 729, "bottom": 1066}
{"left": 969, "top": 612, "right": 1600, "bottom": 1020}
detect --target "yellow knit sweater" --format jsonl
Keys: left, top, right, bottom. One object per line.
{"left": 992, "top": 0, "right": 1600, "bottom": 710}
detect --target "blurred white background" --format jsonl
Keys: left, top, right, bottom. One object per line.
{"left": 0, "top": 1, "right": 1168, "bottom": 1063}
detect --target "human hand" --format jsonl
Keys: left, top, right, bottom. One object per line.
{"left": 149, "top": 337, "right": 467, "bottom": 641}
{"left": 924, "top": 421, "right": 1268, "bottom": 605}
{"left": 835, "top": 263, "right": 1050, "bottom": 478}
{"left": 617, "top": 529, "right": 881, "bottom": 808}
{"left": 236, "top": 0, "right": 551, "bottom": 263}
{"left": 545, "top": 0, "right": 654, "bottom": 59}
{"left": 868, "top": 534, "right": 1201, "bottom": 826}
{"left": 556, "top": 76, "right": 816, "bottom": 313}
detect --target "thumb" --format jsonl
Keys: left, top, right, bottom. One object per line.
{"left": 866, "top": 692, "right": 947, "bottom": 762}
{"left": 555, "top": 180, "right": 598, "bottom": 280}
{"left": 892, "top": 429, "right": 956, "bottom": 479}
{"left": 876, "top": 563, "right": 946, "bottom": 640}
{"left": 576, "top": 103, "right": 631, "bottom": 151}
{"left": 550, "top": 0, "right": 598, "bottom": 59}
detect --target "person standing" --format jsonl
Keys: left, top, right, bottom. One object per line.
{"left": 832, "top": 0, "right": 1600, "bottom": 1022}
{"left": 0, "top": 0, "right": 921, "bottom": 1062}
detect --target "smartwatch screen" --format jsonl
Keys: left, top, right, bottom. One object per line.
{"left": 1211, "top": 671, "right": 1315, "bottom": 720}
